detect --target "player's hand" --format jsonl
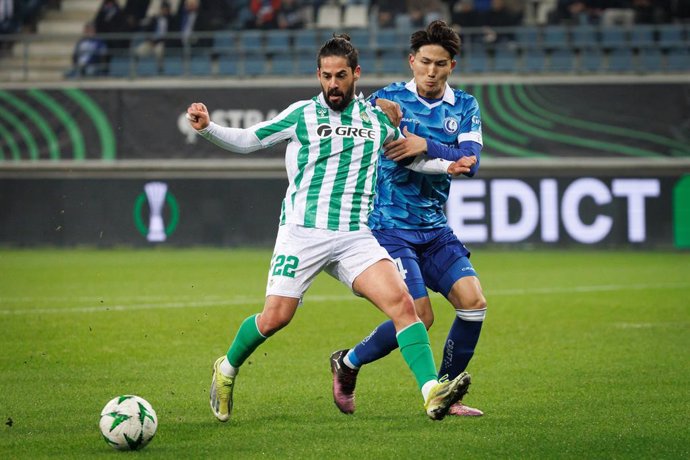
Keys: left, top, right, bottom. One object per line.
{"left": 376, "top": 98, "right": 402, "bottom": 126}
{"left": 186, "top": 102, "right": 210, "bottom": 130}
{"left": 384, "top": 127, "right": 427, "bottom": 161}
{"left": 447, "top": 155, "right": 477, "bottom": 176}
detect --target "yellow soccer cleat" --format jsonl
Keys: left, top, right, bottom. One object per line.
{"left": 210, "top": 357, "right": 235, "bottom": 422}
{"left": 424, "top": 372, "right": 471, "bottom": 421}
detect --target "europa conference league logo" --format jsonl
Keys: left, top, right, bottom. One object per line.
{"left": 133, "top": 182, "right": 180, "bottom": 242}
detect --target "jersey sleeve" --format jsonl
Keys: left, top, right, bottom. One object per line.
{"left": 404, "top": 156, "right": 452, "bottom": 174}
{"left": 197, "top": 100, "right": 308, "bottom": 154}
{"left": 458, "top": 96, "right": 483, "bottom": 146}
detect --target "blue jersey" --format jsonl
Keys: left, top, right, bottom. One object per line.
{"left": 368, "top": 80, "right": 483, "bottom": 230}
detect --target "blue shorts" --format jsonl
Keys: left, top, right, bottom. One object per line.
{"left": 372, "top": 227, "right": 477, "bottom": 299}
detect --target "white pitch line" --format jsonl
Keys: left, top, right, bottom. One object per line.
{"left": 0, "top": 282, "right": 688, "bottom": 315}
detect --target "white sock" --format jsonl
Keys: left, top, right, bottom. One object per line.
{"left": 220, "top": 357, "right": 238, "bottom": 377}
{"left": 343, "top": 353, "right": 359, "bottom": 370}
{"left": 421, "top": 380, "right": 438, "bottom": 402}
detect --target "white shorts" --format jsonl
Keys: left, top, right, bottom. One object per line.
{"left": 265, "top": 224, "right": 393, "bottom": 301}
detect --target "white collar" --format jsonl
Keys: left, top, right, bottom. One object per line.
{"left": 405, "top": 79, "right": 455, "bottom": 108}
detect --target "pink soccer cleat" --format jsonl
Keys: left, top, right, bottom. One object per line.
{"left": 330, "top": 349, "right": 359, "bottom": 414}
{"left": 449, "top": 402, "right": 484, "bottom": 417}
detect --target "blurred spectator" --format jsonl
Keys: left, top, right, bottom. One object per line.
{"left": 18, "top": 0, "right": 46, "bottom": 32}
{"left": 549, "top": 0, "right": 635, "bottom": 25}
{"left": 176, "top": 0, "right": 213, "bottom": 48}
{"left": 277, "top": 0, "right": 306, "bottom": 29}
{"left": 124, "top": 0, "right": 150, "bottom": 21}
{"left": 1, "top": 0, "right": 49, "bottom": 35}
{"left": 673, "top": 0, "right": 690, "bottom": 20}
{"left": 199, "top": 0, "right": 237, "bottom": 30}
{"left": 374, "top": 0, "right": 408, "bottom": 28}
{"left": 94, "top": 0, "right": 128, "bottom": 48}
{"left": 450, "top": 0, "right": 493, "bottom": 27}
{"left": 549, "top": 0, "right": 591, "bottom": 23}
{"left": 67, "top": 21, "right": 108, "bottom": 77}
{"left": 122, "top": 0, "right": 151, "bottom": 31}
{"left": 0, "top": 0, "right": 19, "bottom": 36}
{"left": 249, "top": 0, "right": 282, "bottom": 29}
{"left": 485, "top": 0, "right": 523, "bottom": 26}
{"left": 632, "top": 0, "right": 671, "bottom": 23}
{"left": 135, "top": 0, "right": 174, "bottom": 67}
{"left": 407, "top": 0, "right": 447, "bottom": 28}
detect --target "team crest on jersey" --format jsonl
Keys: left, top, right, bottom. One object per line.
{"left": 360, "top": 111, "right": 370, "bottom": 123}
{"left": 443, "top": 117, "right": 459, "bottom": 135}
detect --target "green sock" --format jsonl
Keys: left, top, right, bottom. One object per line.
{"left": 396, "top": 321, "right": 438, "bottom": 390}
{"left": 226, "top": 314, "right": 267, "bottom": 368}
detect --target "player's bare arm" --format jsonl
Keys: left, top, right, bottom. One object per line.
{"left": 187, "top": 102, "right": 210, "bottom": 130}
{"left": 384, "top": 126, "right": 428, "bottom": 161}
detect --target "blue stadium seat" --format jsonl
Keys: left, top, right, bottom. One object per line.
{"left": 375, "top": 29, "right": 399, "bottom": 51}
{"left": 189, "top": 53, "right": 212, "bottom": 76}
{"left": 579, "top": 48, "right": 603, "bottom": 72}
{"left": 265, "top": 30, "right": 292, "bottom": 53}
{"left": 293, "top": 29, "right": 318, "bottom": 52}
{"left": 240, "top": 30, "right": 264, "bottom": 52}
{"left": 493, "top": 46, "right": 519, "bottom": 72}
{"left": 629, "top": 25, "right": 655, "bottom": 48}
{"left": 637, "top": 47, "right": 663, "bottom": 72}
{"left": 108, "top": 55, "right": 130, "bottom": 77}
{"left": 270, "top": 53, "right": 294, "bottom": 75}
{"left": 380, "top": 48, "right": 410, "bottom": 74}
{"left": 295, "top": 49, "right": 317, "bottom": 75}
{"left": 658, "top": 24, "right": 684, "bottom": 48}
{"left": 217, "top": 56, "right": 239, "bottom": 75}
{"left": 666, "top": 47, "right": 690, "bottom": 71}
{"left": 464, "top": 48, "right": 489, "bottom": 73}
{"left": 571, "top": 25, "right": 597, "bottom": 49}
{"left": 549, "top": 48, "right": 575, "bottom": 72}
{"left": 522, "top": 47, "right": 547, "bottom": 72}
{"left": 515, "top": 26, "right": 540, "bottom": 47}
{"left": 346, "top": 28, "right": 371, "bottom": 48}
{"left": 161, "top": 55, "right": 184, "bottom": 76}
{"left": 135, "top": 56, "right": 159, "bottom": 77}
{"left": 606, "top": 48, "right": 634, "bottom": 72}
{"left": 212, "top": 31, "right": 236, "bottom": 55}
{"left": 359, "top": 48, "right": 378, "bottom": 73}
{"left": 543, "top": 25, "right": 568, "bottom": 49}
{"left": 600, "top": 27, "right": 628, "bottom": 49}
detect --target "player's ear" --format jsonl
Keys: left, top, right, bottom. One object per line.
{"left": 354, "top": 65, "right": 361, "bottom": 80}
{"left": 408, "top": 54, "right": 414, "bottom": 69}
{"left": 450, "top": 59, "right": 457, "bottom": 71}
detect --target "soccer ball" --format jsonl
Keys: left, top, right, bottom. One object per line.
{"left": 99, "top": 395, "right": 158, "bottom": 451}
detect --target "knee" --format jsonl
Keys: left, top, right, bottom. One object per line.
{"left": 390, "top": 291, "right": 418, "bottom": 323}
{"left": 257, "top": 311, "right": 292, "bottom": 336}
{"left": 453, "top": 292, "right": 487, "bottom": 311}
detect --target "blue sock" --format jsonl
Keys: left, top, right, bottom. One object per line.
{"left": 348, "top": 320, "right": 398, "bottom": 368}
{"left": 438, "top": 308, "right": 486, "bottom": 380}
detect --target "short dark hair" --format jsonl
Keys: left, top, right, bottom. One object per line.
{"left": 410, "top": 20, "right": 461, "bottom": 59}
{"left": 317, "top": 33, "right": 359, "bottom": 70}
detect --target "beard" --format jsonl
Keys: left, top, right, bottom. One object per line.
{"left": 323, "top": 85, "right": 355, "bottom": 112}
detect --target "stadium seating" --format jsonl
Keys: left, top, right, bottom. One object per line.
{"left": 7, "top": 12, "right": 690, "bottom": 81}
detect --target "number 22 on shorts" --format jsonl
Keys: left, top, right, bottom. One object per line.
{"left": 271, "top": 254, "right": 300, "bottom": 278}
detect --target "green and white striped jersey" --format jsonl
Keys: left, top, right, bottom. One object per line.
{"left": 200, "top": 93, "right": 402, "bottom": 231}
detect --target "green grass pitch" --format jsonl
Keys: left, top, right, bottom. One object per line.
{"left": 1, "top": 248, "right": 689, "bottom": 459}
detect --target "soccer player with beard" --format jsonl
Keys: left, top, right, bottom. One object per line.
{"left": 187, "top": 34, "right": 474, "bottom": 422}
{"left": 330, "top": 21, "right": 487, "bottom": 417}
